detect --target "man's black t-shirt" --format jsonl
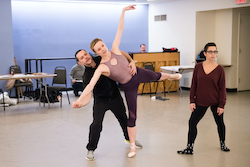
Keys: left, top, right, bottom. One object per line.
{"left": 83, "top": 56, "right": 120, "bottom": 100}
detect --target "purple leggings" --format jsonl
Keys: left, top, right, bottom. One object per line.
{"left": 121, "top": 67, "right": 161, "bottom": 127}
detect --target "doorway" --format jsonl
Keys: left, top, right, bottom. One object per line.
{"left": 238, "top": 14, "right": 250, "bottom": 91}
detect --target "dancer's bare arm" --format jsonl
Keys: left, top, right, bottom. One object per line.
{"left": 72, "top": 92, "right": 92, "bottom": 108}
{"left": 111, "top": 5, "right": 136, "bottom": 55}
{"left": 73, "top": 65, "right": 107, "bottom": 108}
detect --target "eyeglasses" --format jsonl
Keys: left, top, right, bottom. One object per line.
{"left": 206, "top": 51, "right": 218, "bottom": 54}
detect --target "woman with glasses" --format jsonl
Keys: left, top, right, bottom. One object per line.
{"left": 177, "top": 42, "right": 230, "bottom": 154}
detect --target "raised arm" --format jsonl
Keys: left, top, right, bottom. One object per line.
{"left": 111, "top": 5, "right": 136, "bottom": 54}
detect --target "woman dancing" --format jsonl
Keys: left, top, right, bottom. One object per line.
{"left": 73, "top": 5, "right": 182, "bottom": 158}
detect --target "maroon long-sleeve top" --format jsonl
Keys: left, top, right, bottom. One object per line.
{"left": 190, "top": 62, "right": 226, "bottom": 109}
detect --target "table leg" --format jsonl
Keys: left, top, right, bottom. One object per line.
{"left": 38, "top": 78, "right": 50, "bottom": 109}
{"left": 179, "top": 85, "right": 183, "bottom": 97}
{"left": 43, "top": 78, "right": 50, "bottom": 109}
{"left": 39, "top": 79, "right": 42, "bottom": 107}
{"left": 168, "top": 81, "right": 173, "bottom": 95}
{"left": 3, "top": 91, "right": 5, "bottom": 111}
{"left": 167, "top": 74, "right": 182, "bottom": 97}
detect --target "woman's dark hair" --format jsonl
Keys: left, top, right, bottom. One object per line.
{"left": 204, "top": 42, "right": 216, "bottom": 52}
{"left": 75, "top": 49, "right": 86, "bottom": 62}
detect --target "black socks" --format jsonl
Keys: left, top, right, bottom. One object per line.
{"left": 177, "top": 141, "right": 230, "bottom": 154}
{"left": 220, "top": 141, "right": 230, "bottom": 152}
{"left": 177, "top": 143, "right": 194, "bottom": 155}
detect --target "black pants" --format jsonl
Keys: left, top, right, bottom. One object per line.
{"left": 187, "top": 105, "right": 226, "bottom": 144}
{"left": 72, "top": 82, "right": 84, "bottom": 96}
{"left": 86, "top": 94, "right": 129, "bottom": 151}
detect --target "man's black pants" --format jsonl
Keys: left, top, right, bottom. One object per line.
{"left": 86, "top": 94, "right": 129, "bottom": 151}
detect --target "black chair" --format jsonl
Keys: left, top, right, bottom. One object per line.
{"left": 47, "top": 66, "right": 71, "bottom": 107}
{"left": 196, "top": 58, "right": 206, "bottom": 64}
{"left": 0, "top": 89, "right": 5, "bottom": 111}
{"left": 141, "top": 62, "right": 166, "bottom": 97}
{"left": 9, "top": 65, "right": 33, "bottom": 102}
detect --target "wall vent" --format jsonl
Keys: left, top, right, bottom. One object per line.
{"left": 154, "top": 15, "right": 167, "bottom": 21}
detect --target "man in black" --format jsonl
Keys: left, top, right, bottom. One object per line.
{"left": 74, "top": 50, "right": 142, "bottom": 161}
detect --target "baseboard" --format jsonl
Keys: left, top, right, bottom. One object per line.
{"left": 180, "top": 87, "right": 190, "bottom": 91}
{"left": 180, "top": 87, "right": 237, "bottom": 92}
{"left": 226, "top": 88, "right": 237, "bottom": 92}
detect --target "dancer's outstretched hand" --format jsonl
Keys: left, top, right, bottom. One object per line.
{"left": 72, "top": 92, "right": 92, "bottom": 108}
{"left": 123, "top": 5, "right": 136, "bottom": 11}
{"left": 72, "top": 101, "right": 82, "bottom": 108}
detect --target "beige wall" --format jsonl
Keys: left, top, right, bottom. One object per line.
{"left": 196, "top": 11, "right": 216, "bottom": 57}
{"left": 215, "top": 9, "right": 233, "bottom": 66}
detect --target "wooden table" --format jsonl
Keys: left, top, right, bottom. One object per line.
{"left": 161, "top": 65, "right": 194, "bottom": 96}
{"left": 160, "top": 65, "right": 194, "bottom": 74}
{"left": 0, "top": 73, "right": 56, "bottom": 108}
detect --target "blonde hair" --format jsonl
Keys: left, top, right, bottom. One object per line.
{"left": 90, "top": 38, "right": 102, "bottom": 52}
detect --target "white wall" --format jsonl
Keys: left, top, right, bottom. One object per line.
{"left": 149, "top": 0, "right": 250, "bottom": 89}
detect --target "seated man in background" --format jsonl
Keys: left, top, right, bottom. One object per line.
{"left": 69, "top": 60, "right": 85, "bottom": 96}
{"left": 140, "top": 44, "right": 146, "bottom": 53}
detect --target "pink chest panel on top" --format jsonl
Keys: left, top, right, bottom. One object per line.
{"left": 101, "top": 52, "right": 132, "bottom": 84}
